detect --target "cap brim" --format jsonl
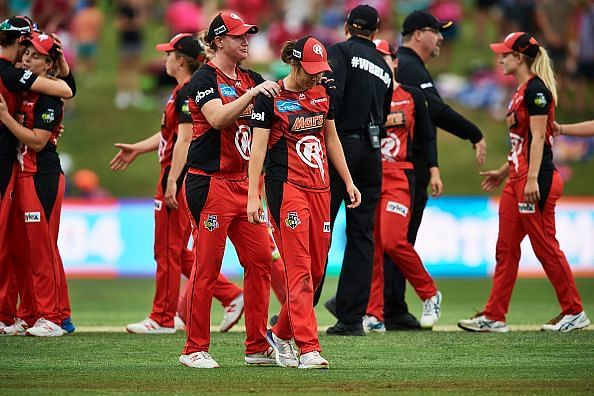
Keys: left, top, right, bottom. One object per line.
{"left": 489, "top": 42, "right": 512, "bottom": 54}
{"left": 440, "top": 21, "right": 453, "bottom": 30}
{"left": 301, "top": 61, "right": 332, "bottom": 75}
{"left": 23, "top": 39, "right": 50, "bottom": 56}
{"left": 156, "top": 43, "right": 175, "bottom": 52}
{"left": 227, "top": 24, "right": 258, "bottom": 36}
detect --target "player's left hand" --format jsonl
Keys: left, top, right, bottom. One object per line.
{"left": 552, "top": 121, "right": 562, "bottom": 137}
{"left": 473, "top": 138, "right": 487, "bottom": 166}
{"left": 429, "top": 173, "right": 443, "bottom": 198}
{"left": 346, "top": 183, "right": 361, "bottom": 209}
{"left": 247, "top": 195, "right": 263, "bottom": 224}
{"left": 523, "top": 177, "right": 540, "bottom": 204}
{"left": 164, "top": 179, "right": 178, "bottom": 209}
{"left": 320, "top": 76, "right": 336, "bottom": 90}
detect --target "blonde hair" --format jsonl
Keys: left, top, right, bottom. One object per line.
{"left": 529, "top": 47, "right": 558, "bottom": 106}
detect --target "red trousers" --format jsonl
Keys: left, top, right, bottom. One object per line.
{"left": 8, "top": 172, "right": 71, "bottom": 325}
{"left": 367, "top": 168, "right": 437, "bottom": 321}
{"left": 151, "top": 169, "right": 241, "bottom": 328}
{"left": 0, "top": 161, "right": 17, "bottom": 324}
{"left": 183, "top": 175, "right": 271, "bottom": 355}
{"left": 484, "top": 172, "right": 583, "bottom": 321}
{"left": 268, "top": 182, "right": 330, "bottom": 354}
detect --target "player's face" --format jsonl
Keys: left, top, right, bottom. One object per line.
{"left": 498, "top": 52, "right": 519, "bottom": 75}
{"left": 21, "top": 45, "right": 52, "bottom": 76}
{"left": 294, "top": 66, "right": 322, "bottom": 90}
{"left": 420, "top": 27, "right": 443, "bottom": 58}
{"left": 164, "top": 51, "right": 176, "bottom": 77}
{"left": 219, "top": 34, "right": 249, "bottom": 63}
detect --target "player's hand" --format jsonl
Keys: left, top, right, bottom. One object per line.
{"left": 51, "top": 33, "right": 70, "bottom": 77}
{"left": 473, "top": 138, "right": 487, "bottom": 166}
{"left": 552, "top": 121, "right": 562, "bottom": 137}
{"left": 480, "top": 169, "right": 506, "bottom": 192}
{"left": 110, "top": 143, "right": 139, "bottom": 171}
{"left": 320, "top": 76, "right": 336, "bottom": 90}
{"left": 346, "top": 183, "right": 361, "bottom": 209}
{"left": 251, "top": 80, "right": 281, "bottom": 98}
{"left": 247, "top": 195, "right": 263, "bottom": 224}
{"left": 429, "top": 168, "right": 443, "bottom": 198}
{"left": 164, "top": 179, "right": 178, "bottom": 210}
{"left": 523, "top": 176, "right": 540, "bottom": 204}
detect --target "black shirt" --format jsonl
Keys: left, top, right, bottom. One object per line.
{"left": 327, "top": 36, "right": 393, "bottom": 135}
{"left": 396, "top": 46, "right": 483, "bottom": 147}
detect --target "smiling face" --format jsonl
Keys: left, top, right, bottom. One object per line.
{"left": 215, "top": 33, "right": 249, "bottom": 63}
{"left": 21, "top": 45, "right": 53, "bottom": 76}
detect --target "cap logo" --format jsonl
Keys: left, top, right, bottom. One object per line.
{"left": 312, "top": 44, "right": 324, "bottom": 58}
{"left": 214, "top": 25, "right": 227, "bottom": 35}
{"left": 229, "top": 13, "right": 241, "bottom": 20}
{"left": 38, "top": 34, "right": 49, "bottom": 41}
{"left": 293, "top": 49, "right": 302, "bottom": 59}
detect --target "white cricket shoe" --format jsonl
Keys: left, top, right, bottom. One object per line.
{"left": 0, "top": 321, "right": 7, "bottom": 335}
{"left": 541, "top": 312, "right": 591, "bottom": 333}
{"left": 362, "top": 315, "right": 386, "bottom": 333}
{"left": 220, "top": 293, "right": 244, "bottom": 333}
{"left": 174, "top": 314, "right": 185, "bottom": 331}
{"left": 458, "top": 313, "right": 509, "bottom": 333}
{"left": 420, "top": 291, "right": 442, "bottom": 329}
{"left": 265, "top": 330, "right": 298, "bottom": 368}
{"left": 25, "top": 318, "right": 66, "bottom": 337}
{"left": 1, "top": 318, "right": 29, "bottom": 336}
{"left": 126, "top": 318, "right": 175, "bottom": 334}
{"left": 245, "top": 347, "right": 276, "bottom": 365}
{"left": 298, "top": 351, "right": 329, "bottom": 369}
{"left": 179, "top": 351, "right": 219, "bottom": 368}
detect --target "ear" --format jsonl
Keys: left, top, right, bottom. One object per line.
{"left": 343, "top": 22, "right": 349, "bottom": 36}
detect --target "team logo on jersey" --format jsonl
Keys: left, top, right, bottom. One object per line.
{"left": 386, "top": 201, "right": 408, "bottom": 217}
{"left": 235, "top": 124, "right": 251, "bottom": 160}
{"left": 251, "top": 111, "right": 265, "bottom": 122}
{"left": 154, "top": 199, "right": 163, "bottom": 211}
{"left": 534, "top": 92, "right": 547, "bottom": 108}
{"left": 298, "top": 93, "right": 306, "bottom": 100}
{"left": 219, "top": 83, "right": 238, "bottom": 97}
{"left": 323, "top": 221, "right": 331, "bottom": 233}
{"left": 289, "top": 112, "right": 325, "bottom": 133}
{"left": 181, "top": 100, "right": 190, "bottom": 115}
{"left": 385, "top": 111, "right": 405, "bottom": 127}
{"left": 41, "top": 109, "right": 55, "bottom": 124}
{"left": 518, "top": 203, "right": 535, "bottom": 214}
{"left": 381, "top": 133, "right": 401, "bottom": 162}
{"left": 276, "top": 100, "right": 302, "bottom": 112}
{"left": 20, "top": 69, "right": 32, "bottom": 85}
{"left": 296, "top": 135, "right": 325, "bottom": 181}
{"left": 285, "top": 212, "right": 301, "bottom": 229}
{"left": 310, "top": 97, "right": 327, "bottom": 105}
{"left": 204, "top": 214, "right": 219, "bottom": 231}
{"left": 24, "top": 212, "right": 41, "bottom": 223}
{"left": 196, "top": 87, "right": 214, "bottom": 102}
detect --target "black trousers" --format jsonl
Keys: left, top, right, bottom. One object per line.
{"left": 314, "top": 134, "right": 382, "bottom": 325}
{"left": 382, "top": 155, "right": 430, "bottom": 319}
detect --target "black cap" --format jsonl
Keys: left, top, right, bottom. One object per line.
{"left": 0, "top": 16, "right": 33, "bottom": 36}
{"left": 156, "top": 33, "right": 205, "bottom": 60}
{"left": 206, "top": 11, "right": 258, "bottom": 43}
{"left": 347, "top": 5, "right": 379, "bottom": 30}
{"left": 401, "top": 10, "right": 453, "bottom": 36}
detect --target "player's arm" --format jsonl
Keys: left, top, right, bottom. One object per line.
{"left": 110, "top": 131, "right": 160, "bottom": 171}
{"left": 325, "top": 119, "right": 361, "bottom": 209}
{"left": 480, "top": 163, "right": 509, "bottom": 192}
{"left": 555, "top": 120, "right": 594, "bottom": 137}
{"left": 164, "top": 123, "right": 192, "bottom": 209}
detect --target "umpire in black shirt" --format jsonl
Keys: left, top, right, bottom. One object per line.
{"left": 318, "top": 5, "right": 393, "bottom": 336}
{"left": 382, "top": 10, "right": 488, "bottom": 329}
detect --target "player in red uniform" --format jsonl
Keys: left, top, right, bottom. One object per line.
{"left": 248, "top": 36, "right": 361, "bottom": 369}
{"left": 179, "top": 11, "right": 281, "bottom": 368}
{"left": 0, "top": 18, "right": 75, "bottom": 336}
{"left": 0, "top": 32, "right": 74, "bottom": 336}
{"left": 110, "top": 33, "right": 244, "bottom": 335}
{"left": 458, "top": 32, "right": 590, "bottom": 333}
{"left": 364, "top": 40, "right": 443, "bottom": 333}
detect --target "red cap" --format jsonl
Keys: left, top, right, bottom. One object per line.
{"left": 156, "top": 33, "right": 205, "bottom": 60}
{"left": 292, "top": 36, "right": 331, "bottom": 75}
{"left": 23, "top": 32, "right": 58, "bottom": 58}
{"left": 206, "top": 11, "right": 258, "bottom": 43}
{"left": 373, "top": 39, "right": 397, "bottom": 58}
{"left": 490, "top": 32, "right": 539, "bottom": 58}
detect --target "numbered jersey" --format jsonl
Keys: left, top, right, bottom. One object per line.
{"left": 15, "top": 91, "right": 63, "bottom": 176}
{"left": 186, "top": 62, "right": 264, "bottom": 180}
{"left": 250, "top": 81, "right": 333, "bottom": 191}
{"left": 158, "top": 80, "right": 192, "bottom": 167}
{"left": 506, "top": 76, "right": 555, "bottom": 180}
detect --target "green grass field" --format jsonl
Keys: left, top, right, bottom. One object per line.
{"left": 1, "top": 277, "right": 593, "bottom": 394}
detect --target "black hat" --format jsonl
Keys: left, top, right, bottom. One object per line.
{"left": 0, "top": 16, "right": 33, "bottom": 36}
{"left": 347, "top": 5, "right": 379, "bottom": 30}
{"left": 156, "top": 33, "right": 205, "bottom": 60}
{"left": 401, "top": 10, "right": 453, "bottom": 36}
{"left": 206, "top": 11, "right": 258, "bottom": 43}
{"left": 490, "top": 32, "right": 540, "bottom": 59}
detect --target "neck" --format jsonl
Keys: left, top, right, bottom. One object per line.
{"left": 211, "top": 53, "right": 237, "bottom": 78}
{"left": 175, "top": 70, "right": 192, "bottom": 85}
{"left": 403, "top": 42, "right": 428, "bottom": 64}
{"left": 0, "top": 45, "right": 18, "bottom": 63}
{"left": 514, "top": 66, "right": 533, "bottom": 86}
{"left": 283, "top": 74, "right": 306, "bottom": 92}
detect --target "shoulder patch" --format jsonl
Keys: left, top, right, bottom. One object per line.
{"left": 534, "top": 92, "right": 547, "bottom": 108}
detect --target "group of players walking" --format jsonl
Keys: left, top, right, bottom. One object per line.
{"left": 1, "top": 3, "right": 590, "bottom": 370}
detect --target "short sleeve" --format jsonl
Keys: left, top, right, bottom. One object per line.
{"left": 247, "top": 69, "right": 265, "bottom": 86}
{"left": 187, "top": 67, "right": 219, "bottom": 108}
{"left": 0, "top": 63, "right": 38, "bottom": 92}
{"left": 525, "top": 79, "right": 552, "bottom": 116}
{"left": 33, "top": 95, "right": 63, "bottom": 132}
{"left": 176, "top": 84, "right": 192, "bottom": 124}
{"left": 250, "top": 94, "right": 274, "bottom": 129}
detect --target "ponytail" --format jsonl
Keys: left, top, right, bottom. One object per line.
{"left": 530, "top": 47, "right": 558, "bottom": 106}
{"left": 280, "top": 40, "right": 298, "bottom": 66}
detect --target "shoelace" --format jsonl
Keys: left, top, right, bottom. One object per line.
{"left": 189, "top": 352, "right": 213, "bottom": 362}
{"left": 277, "top": 338, "right": 295, "bottom": 358}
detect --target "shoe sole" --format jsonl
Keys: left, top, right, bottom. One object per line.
{"left": 126, "top": 327, "right": 176, "bottom": 334}
{"left": 179, "top": 356, "right": 219, "bottom": 369}
{"left": 457, "top": 323, "right": 509, "bottom": 333}
{"left": 244, "top": 358, "right": 277, "bottom": 365}
{"left": 220, "top": 307, "right": 244, "bottom": 333}
{"left": 298, "top": 363, "right": 329, "bottom": 369}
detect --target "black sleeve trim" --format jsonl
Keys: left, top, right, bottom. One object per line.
{"left": 60, "top": 71, "right": 76, "bottom": 97}
{"left": 250, "top": 93, "right": 274, "bottom": 129}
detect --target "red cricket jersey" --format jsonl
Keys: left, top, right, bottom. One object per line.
{"left": 506, "top": 76, "right": 555, "bottom": 181}
{"left": 158, "top": 79, "right": 192, "bottom": 167}
{"left": 250, "top": 81, "right": 333, "bottom": 191}
{"left": 186, "top": 62, "right": 264, "bottom": 181}
{"left": 15, "top": 92, "right": 63, "bottom": 176}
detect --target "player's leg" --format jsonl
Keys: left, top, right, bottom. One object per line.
{"left": 365, "top": 204, "right": 386, "bottom": 327}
